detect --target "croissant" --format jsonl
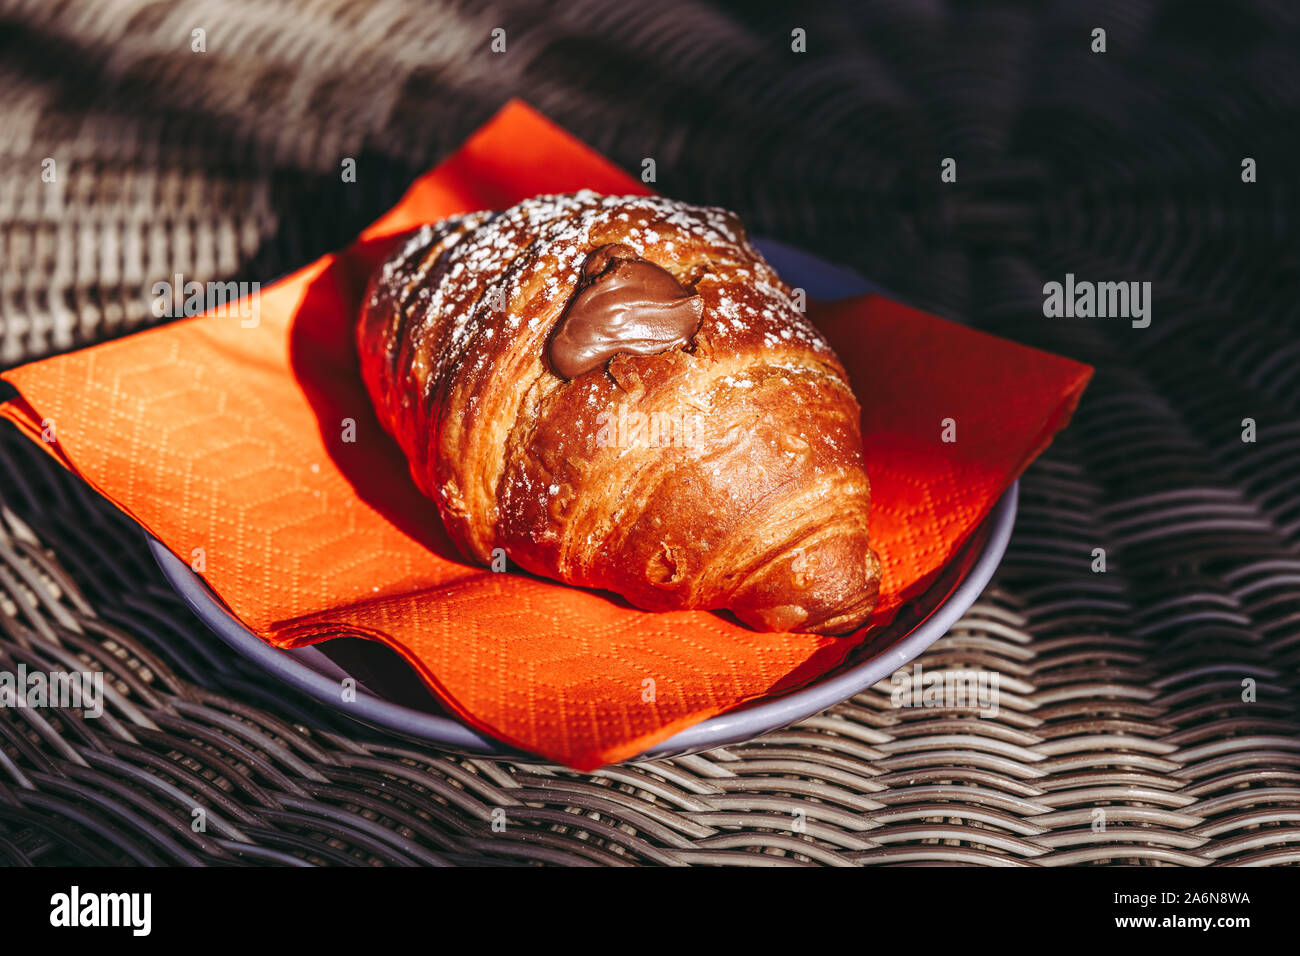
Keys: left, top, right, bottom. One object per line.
{"left": 357, "top": 191, "right": 880, "bottom": 634}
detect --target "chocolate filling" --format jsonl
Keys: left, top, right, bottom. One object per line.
{"left": 549, "top": 244, "right": 703, "bottom": 379}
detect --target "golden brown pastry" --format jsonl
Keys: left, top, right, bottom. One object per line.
{"left": 357, "top": 191, "right": 879, "bottom": 634}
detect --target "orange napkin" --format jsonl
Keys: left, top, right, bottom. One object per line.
{"left": 0, "top": 101, "right": 1091, "bottom": 770}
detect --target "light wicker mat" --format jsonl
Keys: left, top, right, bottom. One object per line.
{"left": 3, "top": 422, "right": 1299, "bottom": 866}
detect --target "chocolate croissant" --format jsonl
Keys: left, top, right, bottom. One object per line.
{"left": 357, "top": 191, "right": 880, "bottom": 634}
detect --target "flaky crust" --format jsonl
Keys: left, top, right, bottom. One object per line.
{"left": 357, "top": 191, "right": 880, "bottom": 634}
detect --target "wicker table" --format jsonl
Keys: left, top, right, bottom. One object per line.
{"left": 2, "top": 0, "right": 1298, "bottom": 866}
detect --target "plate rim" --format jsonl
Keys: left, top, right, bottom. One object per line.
{"left": 146, "top": 482, "right": 1018, "bottom": 762}
{"left": 143, "top": 234, "right": 1020, "bottom": 762}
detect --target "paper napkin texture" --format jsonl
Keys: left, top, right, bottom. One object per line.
{"left": 0, "top": 101, "right": 1091, "bottom": 769}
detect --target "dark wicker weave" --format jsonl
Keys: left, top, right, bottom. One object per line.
{"left": 1, "top": 0, "right": 1299, "bottom": 865}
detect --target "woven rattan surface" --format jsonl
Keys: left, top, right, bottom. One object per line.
{"left": 2, "top": 0, "right": 1299, "bottom": 865}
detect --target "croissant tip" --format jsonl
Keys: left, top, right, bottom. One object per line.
{"left": 732, "top": 544, "right": 880, "bottom": 635}
{"left": 735, "top": 599, "right": 875, "bottom": 636}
